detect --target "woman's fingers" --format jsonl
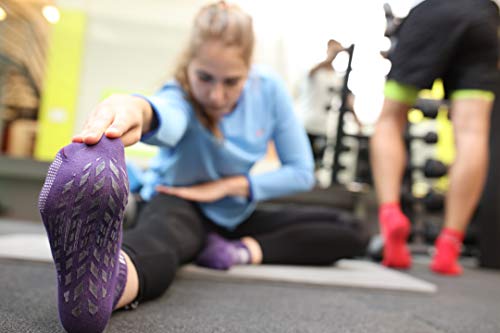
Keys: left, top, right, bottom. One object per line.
{"left": 73, "top": 106, "right": 114, "bottom": 145}
{"left": 72, "top": 95, "right": 145, "bottom": 146}
{"left": 156, "top": 185, "right": 173, "bottom": 193}
{"left": 105, "top": 108, "right": 138, "bottom": 140}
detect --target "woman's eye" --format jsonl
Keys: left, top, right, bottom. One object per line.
{"left": 198, "top": 73, "right": 213, "bottom": 83}
{"left": 224, "top": 78, "right": 240, "bottom": 87}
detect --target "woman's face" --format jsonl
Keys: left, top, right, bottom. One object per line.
{"left": 187, "top": 40, "right": 249, "bottom": 119}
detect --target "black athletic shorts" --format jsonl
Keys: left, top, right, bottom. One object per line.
{"left": 387, "top": 0, "right": 499, "bottom": 96}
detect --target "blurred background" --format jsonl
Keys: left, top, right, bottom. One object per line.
{"left": 0, "top": 0, "right": 414, "bottom": 162}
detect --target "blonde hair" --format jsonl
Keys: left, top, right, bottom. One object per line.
{"left": 174, "top": 1, "right": 254, "bottom": 136}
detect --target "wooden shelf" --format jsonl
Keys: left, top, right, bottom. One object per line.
{"left": 0, "top": 155, "right": 49, "bottom": 180}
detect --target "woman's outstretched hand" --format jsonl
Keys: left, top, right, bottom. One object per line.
{"left": 72, "top": 94, "right": 153, "bottom": 147}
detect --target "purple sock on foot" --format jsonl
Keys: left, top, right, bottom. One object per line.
{"left": 196, "top": 233, "right": 251, "bottom": 270}
{"left": 39, "top": 137, "right": 129, "bottom": 333}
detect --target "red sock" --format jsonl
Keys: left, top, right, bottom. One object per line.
{"left": 379, "top": 203, "right": 412, "bottom": 269}
{"left": 430, "top": 228, "right": 464, "bottom": 276}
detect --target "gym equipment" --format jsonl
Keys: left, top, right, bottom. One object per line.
{"left": 422, "top": 190, "right": 445, "bottom": 212}
{"left": 401, "top": 189, "right": 445, "bottom": 212}
{"left": 330, "top": 44, "right": 356, "bottom": 185}
{"left": 352, "top": 135, "right": 372, "bottom": 185}
{"left": 405, "top": 131, "right": 438, "bottom": 144}
{"left": 422, "top": 159, "right": 448, "bottom": 178}
{"left": 413, "top": 98, "right": 443, "bottom": 119}
{"left": 409, "top": 158, "right": 448, "bottom": 178}
{"left": 400, "top": 112, "right": 448, "bottom": 246}
{"left": 381, "top": 3, "right": 403, "bottom": 59}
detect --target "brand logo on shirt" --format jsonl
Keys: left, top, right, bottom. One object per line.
{"left": 255, "top": 128, "right": 264, "bottom": 137}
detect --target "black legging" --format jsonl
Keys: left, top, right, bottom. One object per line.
{"left": 122, "top": 194, "right": 368, "bottom": 302}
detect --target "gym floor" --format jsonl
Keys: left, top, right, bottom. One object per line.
{"left": 1, "top": 219, "right": 499, "bottom": 333}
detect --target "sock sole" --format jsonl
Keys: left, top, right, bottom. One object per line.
{"left": 39, "top": 139, "right": 128, "bottom": 333}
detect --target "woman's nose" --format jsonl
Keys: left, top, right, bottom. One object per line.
{"left": 209, "top": 83, "right": 225, "bottom": 105}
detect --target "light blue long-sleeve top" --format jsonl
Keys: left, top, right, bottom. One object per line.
{"left": 139, "top": 65, "right": 314, "bottom": 229}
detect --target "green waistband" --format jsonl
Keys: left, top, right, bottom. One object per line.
{"left": 450, "top": 90, "right": 495, "bottom": 102}
{"left": 384, "top": 80, "right": 419, "bottom": 106}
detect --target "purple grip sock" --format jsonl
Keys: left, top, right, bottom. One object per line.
{"left": 196, "top": 233, "right": 251, "bottom": 270}
{"left": 39, "top": 137, "right": 129, "bottom": 333}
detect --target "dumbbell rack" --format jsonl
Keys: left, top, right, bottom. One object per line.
{"left": 402, "top": 99, "right": 448, "bottom": 249}
{"left": 402, "top": 122, "right": 425, "bottom": 246}
{"left": 330, "top": 44, "right": 356, "bottom": 185}
{"left": 314, "top": 43, "right": 370, "bottom": 188}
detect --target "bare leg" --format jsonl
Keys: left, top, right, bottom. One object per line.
{"left": 445, "top": 98, "right": 492, "bottom": 231}
{"left": 370, "top": 99, "right": 410, "bottom": 204}
{"left": 241, "top": 237, "right": 263, "bottom": 264}
{"left": 370, "top": 98, "right": 412, "bottom": 268}
{"left": 114, "top": 251, "right": 139, "bottom": 309}
{"left": 430, "top": 98, "right": 492, "bottom": 275}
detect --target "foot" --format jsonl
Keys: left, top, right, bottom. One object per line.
{"left": 430, "top": 229, "right": 464, "bottom": 276}
{"left": 196, "top": 233, "right": 251, "bottom": 270}
{"left": 39, "top": 137, "right": 129, "bottom": 333}
{"left": 379, "top": 203, "right": 412, "bottom": 269}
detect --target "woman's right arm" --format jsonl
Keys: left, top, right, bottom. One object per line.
{"left": 73, "top": 94, "right": 155, "bottom": 147}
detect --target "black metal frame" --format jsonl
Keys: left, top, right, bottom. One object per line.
{"left": 330, "top": 44, "right": 355, "bottom": 185}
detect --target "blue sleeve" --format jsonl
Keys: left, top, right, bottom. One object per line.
{"left": 139, "top": 83, "right": 191, "bottom": 147}
{"left": 248, "top": 75, "right": 315, "bottom": 201}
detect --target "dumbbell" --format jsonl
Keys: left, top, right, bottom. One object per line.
{"left": 410, "top": 159, "right": 448, "bottom": 178}
{"left": 383, "top": 3, "right": 402, "bottom": 37}
{"left": 401, "top": 188, "right": 443, "bottom": 206}
{"left": 422, "top": 190, "right": 445, "bottom": 211}
{"left": 405, "top": 131, "right": 438, "bottom": 144}
{"left": 423, "top": 159, "right": 447, "bottom": 178}
{"left": 414, "top": 98, "right": 442, "bottom": 119}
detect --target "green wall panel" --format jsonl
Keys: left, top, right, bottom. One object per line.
{"left": 34, "top": 9, "right": 86, "bottom": 161}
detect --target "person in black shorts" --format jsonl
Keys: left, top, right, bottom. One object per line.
{"left": 370, "top": 0, "right": 499, "bottom": 275}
